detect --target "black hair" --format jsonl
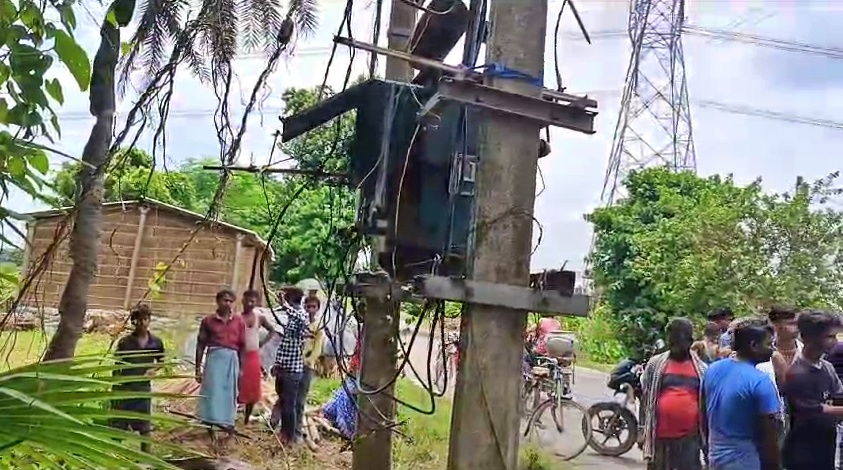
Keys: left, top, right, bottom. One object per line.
{"left": 130, "top": 303, "right": 152, "bottom": 322}
{"left": 703, "top": 322, "right": 720, "bottom": 339}
{"left": 732, "top": 318, "right": 773, "bottom": 354}
{"left": 216, "top": 288, "right": 236, "bottom": 301}
{"left": 768, "top": 305, "right": 797, "bottom": 323}
{"left": 667, "top": 317, "right": 694, "bottom": 336}
{"left": 797, "top": 310, "right": 842, "bottom": 341}
{"left": 242, "top": 289, "right": 260, "bottom": 300}
{"left": 707, "top": 306, "right": 733, "bottom": 321}
{"left": 284, "top": 286, "right": 304, "bottom": 304}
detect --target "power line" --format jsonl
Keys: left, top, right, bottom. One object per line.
{"left": 54, "top": 97, "right": 843, "bottom": 132}
{"left": 565, "top": 24, "right": 843, "bottom": 60}
{"left": 696, "top": 100, "right": 843, "bottom": 130}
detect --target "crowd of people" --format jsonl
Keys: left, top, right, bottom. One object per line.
{"left": 110, "top": 284, "right": 363, "bottom": 451}
{"left": 640, "top": 306, "right": 843, "bottom": 470}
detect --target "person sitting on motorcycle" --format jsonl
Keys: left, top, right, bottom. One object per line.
{"left": 640, "top": 317, "right": 708, "bottom": 470}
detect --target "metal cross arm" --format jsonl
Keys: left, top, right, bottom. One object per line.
{"left": 413, "top": 275, "right": 590, "bottom": 317}
{"left": 334, "top": 36, "right": 599, "bottom": 110}
{"left": 419, "top": 77, "right": 597, "bottom": 134}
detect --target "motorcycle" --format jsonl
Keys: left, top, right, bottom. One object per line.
{"left": 586, "top": 339, "right": 665, "bottom": 457}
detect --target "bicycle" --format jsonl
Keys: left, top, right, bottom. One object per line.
{"left": 520, "top": 354, "right": 593, "bottom": 461}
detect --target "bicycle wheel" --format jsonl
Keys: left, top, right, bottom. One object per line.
{"left": 520, "top": 397, "right": 593, "bottom": 461}
{"left": 433, "top": 351, "right": 448, "bottom": 394}
{"left": 519, "top": 379, "right": 541, "bottom": 418}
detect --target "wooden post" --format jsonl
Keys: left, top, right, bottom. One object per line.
{"left": 20, "top": 222, "right": 35, "bottom": 277}
{"left": 123, "top": 205, "right": 149, "bottom": 310}
{"left": 231, "top": 233, "right": 244, "bottom": 291}
{"left": 351, "top": 272, "right": 401, "bottom": 470}
{"left": 446, "top": 0, "right": 549, "bottom": 469}
{"left": 385, "top": 0, "right": 415, "bottom": 81}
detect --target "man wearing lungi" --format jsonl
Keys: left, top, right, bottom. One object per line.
{"left": 195, "top": 288, "right": 245, "bottom": 439}
{"left": 111, "top": 304, "right": 166, "bottom": 453}
{"left": 239, "top": 289, "right": 275, "bottom": 425}
{"left": 640, "top": 317, "right": 707, "bottom": 470}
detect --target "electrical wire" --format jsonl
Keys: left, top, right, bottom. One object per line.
{"left": 564, "top": 24, "right": 843, "bottom": 60}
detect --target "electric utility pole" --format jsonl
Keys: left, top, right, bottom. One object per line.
{"left": 351, "top": 1, "right": 415, "bottom": 470}
{"left": 447, "top": 1, "right": 549, "bottom": 469}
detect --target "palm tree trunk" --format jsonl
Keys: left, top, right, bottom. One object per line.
{"left": 44, "top": 0, "right": 136, "bottom": 361}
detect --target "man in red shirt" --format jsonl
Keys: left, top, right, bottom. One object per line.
{"left": 640, "top": 317, "right": 707, "bottom": 470}
{"left": 195, "top": 289, "right": 245, "bottom": 440}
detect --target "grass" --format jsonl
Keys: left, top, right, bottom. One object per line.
{"left": 309, "top": 377, "right": 453, "bottom": 470}
{"left": 576, "top": 351, "right": 615, "bottom": 373}
{"left": 0, "top": 325, "right": 193, "bottom": 371}
{"left": 0, "top": 330, "right": 576, "bottom": 469}
{"left": 0, "top": 330, "right": 113, "bottom": 370}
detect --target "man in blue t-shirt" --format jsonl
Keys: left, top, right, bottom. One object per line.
{"left": 703, "top": 317, "right": 781, "bottom": 470}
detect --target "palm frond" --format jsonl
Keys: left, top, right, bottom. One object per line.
{"left": 195, "top": 0, "right": 240, "bottom": 67}
{"left": 238, "top": 0, "right": 284, "bottom": 52}
{"left": 0, "top": 355, "right": 196, "bottom": 470}
{"left": 286, "top": 0, "right": 318, "bottom": 38}
{"left": 118, "top": 0, "right": 191, "bottom": 96}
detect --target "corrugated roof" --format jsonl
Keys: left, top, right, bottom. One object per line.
{"left": 26, "top": 198, "right": 275, "bottom": 259}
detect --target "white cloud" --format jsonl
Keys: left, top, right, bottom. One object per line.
{"left": 7, "top": 0, "right": 842, "bottom": 275}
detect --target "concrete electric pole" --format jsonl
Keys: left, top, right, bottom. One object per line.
{"left": 446, "top": 1, "right": 549, "bottom": 469}
{"left": 351, "top": 1, "right": 415, "bottom": 470}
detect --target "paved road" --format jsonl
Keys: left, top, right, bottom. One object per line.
{"left": 404, "top": 331, "right": 642, "bottom": 470}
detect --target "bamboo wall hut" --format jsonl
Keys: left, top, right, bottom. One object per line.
{"left": 21, "top": 199, "right": 273, "bottom": 316}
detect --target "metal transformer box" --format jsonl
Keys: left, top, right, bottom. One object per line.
{"left": 281, "top": 78, "right": 480, "bottom": 281}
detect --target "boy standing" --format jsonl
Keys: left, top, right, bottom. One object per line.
{"left": 782, "top": 311, "right": 843, "bottom": 470}
{"left": 111, "top": 304, "right": 166, "bottom": 453}
{"left": 297, "top": 295, "right": 325, "bottom": 439}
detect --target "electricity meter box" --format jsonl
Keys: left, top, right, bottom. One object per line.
{"left": 281, "top": 78, "right": 481, "bottom": 281}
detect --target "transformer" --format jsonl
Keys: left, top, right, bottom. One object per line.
{"left": 281, "top": 79, "right": 480, "bottom": 281}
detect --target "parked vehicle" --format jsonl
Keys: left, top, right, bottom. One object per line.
{"left": 519, "top": 332, "right": 593, "bottom": 462}
{"left": 586, "top": 339, "right": 665, "bottom": 457}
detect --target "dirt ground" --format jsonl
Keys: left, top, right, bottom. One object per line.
{"left": 154, "top": 376, "right": 352, "bottom": 470}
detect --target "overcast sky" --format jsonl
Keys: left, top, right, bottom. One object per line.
{"left": 7, "top": 0, "right": 842, "bottom": 272}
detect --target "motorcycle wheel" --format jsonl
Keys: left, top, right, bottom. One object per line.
{"left": 587, "top": 402, "right": 638, "bottom": 457}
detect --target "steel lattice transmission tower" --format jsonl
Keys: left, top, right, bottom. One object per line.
{"left": 600, "top": 0, "right": 697, "bottom": 204}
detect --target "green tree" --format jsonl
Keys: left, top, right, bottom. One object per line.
{"left": 53, "top": 148, "right": 198, "bottom": 208}
{"left": 587, "top": 167, "right": 843, "bottom": 355}
{"left": 48, "top": 0, "right": 319, "bottom": 361}
{"left": 177, "top": 158, "right": 357, "bottom": 284}
{"left": 279, "top": 85, "right": 355, "bottom": 173}
{"left": 0, "top": 1, "right": 86, "bottom": 243}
